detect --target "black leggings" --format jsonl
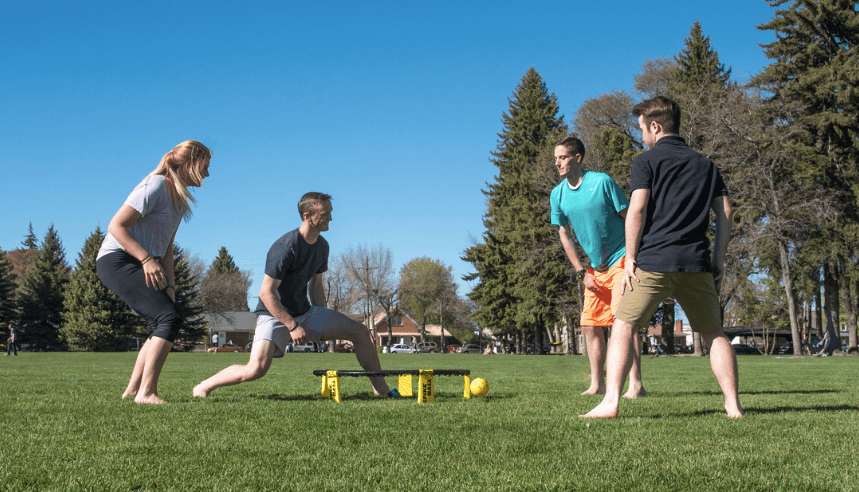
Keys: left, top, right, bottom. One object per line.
{"left": 96, "top": 251, "right": 182, "bottom": 343}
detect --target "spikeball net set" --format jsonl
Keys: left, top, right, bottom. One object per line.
{"left": 312, "top": 369, "right": 489, "bottom": 403}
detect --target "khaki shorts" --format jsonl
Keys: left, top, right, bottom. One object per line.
{"left": 580, "top": 257, "right": 626, "bottom": 327}
{"left": 615, "top": 269, "right": 721, "bottom": 333}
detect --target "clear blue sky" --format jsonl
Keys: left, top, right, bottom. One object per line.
{"left": 1, "top": 0, "right": 777, "bottom": 315}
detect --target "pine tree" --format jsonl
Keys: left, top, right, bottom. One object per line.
{"left": 752, "top": 0, "right": 859, "bottom": 353}
{"left": 0, "top": 249, "right": 17, "bottom": 330}
{"left": 463, "top": 68, "right": 567, "bottom": 343}
{"left": 21, "top": 222, "right": 38, "bottom": 250}
{"left": 668, "top": 20, "right": 733, "bottom": 153}
{"left": 17, "top": 225, "right": 69, "bottom": 350}
{"left": 171, "top": 244, "right": 208, "bottom": 350}
{"left": 209, "top": 247, "right": 239, "bottom": 275}
{"left": 60, "top": 228, "right": 142, "bottom": 351}
{"left": 200, "top": 246, "right": 251, "bottom": 312}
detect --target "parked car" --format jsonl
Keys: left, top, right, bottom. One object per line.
{"left": 458, "top": 344, "right": 481, "bottom": 353}
{"left": 216, "top": 343, "right": 244, "bottom": 353}
{"left": 291, "top": 342, "right": 319, "bottom": 353}
{"left": 732, "top": 343, "right": 758, "bottom": 355}
{"left": 778, "top": 341, "right": 813, "bottom": 354}
{"left": 416, "top": 341, "right": 438, "bottom": 353}
{"left": 446, "top": 345, "right": 461, "bottom": 353}
{"left": 388, "top": 343, "right": 415, "bottom": 354}
{"left": 334, "top": 342, "right": 354, "bottom": 353}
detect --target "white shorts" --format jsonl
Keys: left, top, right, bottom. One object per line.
{"left": 253, "top": 307, "right": 332, "bottom": 358}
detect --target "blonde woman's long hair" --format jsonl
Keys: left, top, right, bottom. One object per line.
{"left": 149, "top": 140, "right": 212, "bottom": 221}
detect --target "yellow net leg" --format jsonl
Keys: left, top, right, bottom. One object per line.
{"left": 326, "top": 370, "right": 341, "bottom": 403}
{"left": 321, "top": 373, "right": 330, "bottom": 398}
{"left": 398, "top": 374, "right": 413, "bottom": 397}
{"left": 418, "top": 370, "right": 434, "bottom": 404}
{"left": 463, "top": 374, "right": 471, "bottom": 399}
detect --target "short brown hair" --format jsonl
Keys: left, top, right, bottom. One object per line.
{"left": 555, "top": 136, "right": 586, "bottom": 160}
{"left": 632, "top": 96, "right": 681, "bottom": 134}
{"left": 298, "top": 192, "right": 332, "bottom": 218}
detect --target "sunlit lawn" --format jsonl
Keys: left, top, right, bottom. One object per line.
{"left": 1, "top": 351, "right": 857, "bottom": 491}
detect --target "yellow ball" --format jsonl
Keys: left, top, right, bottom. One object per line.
{"left": 470, "top": 378, "right": 489, "bottom": 397}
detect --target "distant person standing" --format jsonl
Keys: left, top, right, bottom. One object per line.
{"left": 212, "top": 333, "right": 219, "bottom": 353}
{"left": 97, "top": 140, "right": 213, "bottom": 404}
{"left": 582, "top": 96, "right": 743, "bottom": 419}
{"left": 5, "top": 324, "right": 17, "bottom": 356}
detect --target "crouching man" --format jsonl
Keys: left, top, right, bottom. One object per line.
{"left": 194, "top": 192, "right": 397, "bottom": 398}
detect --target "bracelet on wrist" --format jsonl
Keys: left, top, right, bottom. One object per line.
{"left": 165, "top": 285, "right": 175, "bottom": 290}
{"left": 141, "top": 255, "right": 152, "bottom": 265}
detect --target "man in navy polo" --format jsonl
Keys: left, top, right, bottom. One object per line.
{"left": 582, "top": 96, "right": 743, "bottom": 419}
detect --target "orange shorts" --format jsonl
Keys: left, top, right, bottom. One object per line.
{"left": 580, "top": 257, "right": 626, "bottom": 327}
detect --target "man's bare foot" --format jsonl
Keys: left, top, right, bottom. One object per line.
{"left": 581, "top": 385, "right": 605, "bottom": 396}
{"left": 134, "top": 393, "right": 166, "bottom": 405}
{"left": 726, "top": 403, "right": 745, "bottom": 418}
{"left": 192, "top": 383, "right": 211, "bottom": 398}
{"left": 622, "top": 382, "right": 646, "bottom": 399}
{"left": 580, "top": 400, "right": 619, "bottom": 418}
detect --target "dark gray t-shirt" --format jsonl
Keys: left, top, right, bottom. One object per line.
{"left": 254, "top": 228, "right": 329, "bottom": 318}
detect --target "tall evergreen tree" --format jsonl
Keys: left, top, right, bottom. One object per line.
{"left": 200, "top": 246, "right": 251, "bottom": 312}
{"left": 60, "top": 227, "right": 142, "bottom": 351}
{"left": 171, "top": 244, "right": 208, "bottom": 350}
{"left": 752, "top": 0, "right": 859, "bottom": 353}
{"left": 21, "top": 222, "right": 38, "bottom": 250}
{"left": 463, "top": 68, "right": 567, "bottom": 342}
{"left": 0, "top": 249, "right": 17, "bottom": 331}
{"left": 17, "top": 225, "right": 69, "bottom": 350}
{"left": 668, "top": 21, "right": 733, "bottom": 154}
{"left": 209, "top": 246, "right": 239, "bottom": 275}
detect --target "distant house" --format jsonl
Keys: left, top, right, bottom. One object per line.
{"left": 205, "top": 311, "right": 257, "bottom": 348}
{"left": 354, "top": 310, "right": 456, "bottom": 347}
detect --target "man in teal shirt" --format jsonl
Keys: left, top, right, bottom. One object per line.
{"left": 550, "top": 136, "right": 645, "bottom": 398}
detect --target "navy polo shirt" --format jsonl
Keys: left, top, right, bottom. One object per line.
{"left": 630, "top": 136, "right": 728, "bottom": 272}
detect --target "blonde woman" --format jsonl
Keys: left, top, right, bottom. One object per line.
{"left": 97, "top": 140, "right": 212, "bottom": 404}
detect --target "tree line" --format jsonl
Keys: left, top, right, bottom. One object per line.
{"left": 464, "top": 1, "right": 859, "bottom": 356}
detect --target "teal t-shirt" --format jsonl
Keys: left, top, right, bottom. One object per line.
{"left": 550, "top": 171, "right": 629, "bottom": 271}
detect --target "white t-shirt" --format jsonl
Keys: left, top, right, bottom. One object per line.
{"left": 98, "top": 175, "right": 182, "bottom": 260}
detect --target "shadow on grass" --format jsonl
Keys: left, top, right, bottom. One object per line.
{"left": 649, "top": 403, "right": 859, "bottom": 418}
{"left": 675, "top": 389, "right": 839, "bottom": 396}
{"left": 245, "top": 392, "right": 507, "bottom": 402}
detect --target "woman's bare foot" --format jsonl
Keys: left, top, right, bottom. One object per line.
{"left": 134, "top": 393, "right": 166, "bottom": 405}
{"left": 580, "top": 400, "right": 619, "bottom": 418}
{"left": 121, "top": 390, "right": 137, "bottom": 399}
{"left": 581, "top": 384, "right": 605, "bottom": 396}
{"left": 622, "top": 382, "right": 646, "bottom": 399}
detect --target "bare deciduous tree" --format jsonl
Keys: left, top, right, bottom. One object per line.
{"left": 341, "top": 244, "right": 395, "bottom": 344}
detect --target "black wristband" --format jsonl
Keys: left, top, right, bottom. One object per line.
{"left": 576, "top": 268, "right": 587, "bottom": 278}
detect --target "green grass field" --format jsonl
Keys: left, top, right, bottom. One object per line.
{"left": 1, "top": 352, "right": 857, "bottom": 491}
